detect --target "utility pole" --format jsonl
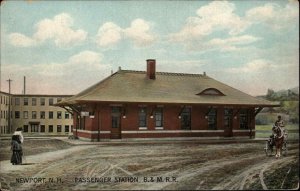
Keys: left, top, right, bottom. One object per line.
{"left": 7, "top": 79, "right": 12, "bottom": 133}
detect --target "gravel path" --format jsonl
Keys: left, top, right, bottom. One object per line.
{"left": 0, "top": 140, "right": 298, "bottom": 190}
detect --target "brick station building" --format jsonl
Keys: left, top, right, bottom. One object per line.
{"left": 57, "top": 59, "right": 278, "bottom": 141}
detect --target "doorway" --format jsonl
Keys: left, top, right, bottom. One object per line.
{"left": 30, "top": 124, "right": 39, "bottom": 133}
{"left": 111, "top": 107, "right": 122, "bottom": 139}
{"left": 181, "top": 107, "right": 191, "bottom": 130}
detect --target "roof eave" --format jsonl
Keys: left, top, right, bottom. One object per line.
{"left": 67, "top": 99, "right": 281, "bottom": 107}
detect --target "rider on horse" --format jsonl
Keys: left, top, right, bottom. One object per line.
{"left": 270, "top": 115, "right": 285, "bottom": 145}
{"left": 275, "top": 115, "right": 284, "bottom": 128}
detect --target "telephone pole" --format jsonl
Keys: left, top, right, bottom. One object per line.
{"left": 7, "top": 79, "right": 12, "bottom": 133}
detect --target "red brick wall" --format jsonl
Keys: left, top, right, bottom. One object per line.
{"left": 147, "top": 105, "right": 155, "bottom": 130}
{"left": 121, "top": 132, "right": 224, "bottom": 139}
{"left": 76, "top": 131, "right": 92, "bottom": 139}
{"left": 100, "top": 104, "right": 111, "bottom": 131}
{"left": 84, "top": 117, "right": 93, "bottom": 131}
{"left": 122, "top": 105, "right": 138, "bottom": 130}
{"left": 164, "top": 105, "right": 180, "bottom": 130}
{"left": 73, "top": 103, "right": 256, "bottom": 140}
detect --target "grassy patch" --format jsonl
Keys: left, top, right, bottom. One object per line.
{"left": 263, "top": 159, "right": 299, "bottom": 190}
{"left": 248, "top": 178, "right": 263, "bottom": 190}
{"left": 255, "top": 124, "right": 299, "bottom": 140}
{"left": 256, "top": 124, "right": 299, "bottom": 131}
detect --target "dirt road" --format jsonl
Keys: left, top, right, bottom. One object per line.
{"left": 0, "top": 140, "right": 298, "bottom": 190}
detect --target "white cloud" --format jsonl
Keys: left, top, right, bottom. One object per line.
{"left": 36, "top": 62, "right": 65, "bottom": 77}
{"left": 8, "top": 33, "right": 37, "bottom": 47}
{"left": 124, "top": 19, "right": 155, "bottom": 47}
{"left": 9, "top": 13, "right": 87, "bottom": 48}
{"left": 246, "top": 3, "right": 275, "bottom": 21}
{"left": 226, "top": 59, "right": 276, "bottom": 73}
{"left": 216, "top": 57, "right": 299, "bottom": 95}
{"left": 246, "top": 2, "right": 299, "bottom": 30}
{"left": 96, "top": 18, "right": 155, "bottom": 48}
{"left": 96, "top": 22, "right": 122, "bottom": 47}
{"left": 209, "top": 35, "right": 259, "bottom": 46}
{"left": 169, "top": 1, "right": 298, "bottom": 51}
{"left": 208, "top": 35, "right": 260, "bottom": 52}
{"left": 185, "top": 35, "right": 260, "bottom": 52}
{"left": 32, "top": 51, "right": 104, "bottom": 77}
{"left": 169, "top": 1, "right": 250, "bottom": 43}
{"left": 68, "top": 50, "right": 102, "bottom": 65}
{"left": 1, "top": 51, "right": 111, "bottom": 94}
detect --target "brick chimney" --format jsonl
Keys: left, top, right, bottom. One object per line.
{"left": 146, "top": 59, "right": 156, "bottom": 80}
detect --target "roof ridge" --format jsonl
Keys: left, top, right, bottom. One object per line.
{"left": 119, "top": 69, "right": 206, "bottom": 77}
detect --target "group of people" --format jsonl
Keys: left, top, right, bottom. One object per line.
{"left": 11, "top": 127, "right": 24, "bottom": 165}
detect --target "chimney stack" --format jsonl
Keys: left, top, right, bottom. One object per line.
{"left": 146, "top": 59, "right": 156, "bottom": 80}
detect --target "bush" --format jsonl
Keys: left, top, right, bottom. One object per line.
{"left": 256, "top": 113, "right": 276, "bottom": 125}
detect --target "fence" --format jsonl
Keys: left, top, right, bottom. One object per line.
{"left": 255, "top": 129, "right": 299, "bottom": 140}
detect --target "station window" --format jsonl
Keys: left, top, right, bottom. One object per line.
{"left": 181, "top": 107, "right": 191, "bottom": 130}
{"left": 138, "top": 107, "right": 147, "bottom": 127}
{"left": 208, "top": 108, "right": 217, "bottom": 129}
{"left": 155, "top": 108, "right": 163, "bottom": 127}
{"left": 239, "top": 109, "right": 248, "bottom": 129}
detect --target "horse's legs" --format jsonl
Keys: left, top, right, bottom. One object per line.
{"left": 276, "top": 142, "right": 283, "bottom": 158}
{"left": 275, "top": 145, "right": 281, "bottom": 158}
{"left": 274, "top": 137, "right": 284, "bottom": 158}
{"left": 279, "top": 146, "right": 282, "bottom": 157}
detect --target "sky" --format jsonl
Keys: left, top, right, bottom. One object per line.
{"left": 0, "top": 0, "right": 299, "bottom": 96}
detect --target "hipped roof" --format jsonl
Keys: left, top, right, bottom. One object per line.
{"left": 57, "top": 70, "right": 278, "bottom": 107}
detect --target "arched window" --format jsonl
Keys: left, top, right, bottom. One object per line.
{"left": 197, "top": 88, "right": 225, "bottom": 96}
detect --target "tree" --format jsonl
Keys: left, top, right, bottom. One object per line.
{"left": 266, "top": 89, "right": 275, "bottom": 101}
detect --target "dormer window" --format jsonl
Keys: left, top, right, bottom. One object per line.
{"left": 197, "top": 88, "right": 225, "bottom": 96}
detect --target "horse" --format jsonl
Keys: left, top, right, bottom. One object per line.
{"left": 272, "top": 125, "right": 285, "bottom": 158}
